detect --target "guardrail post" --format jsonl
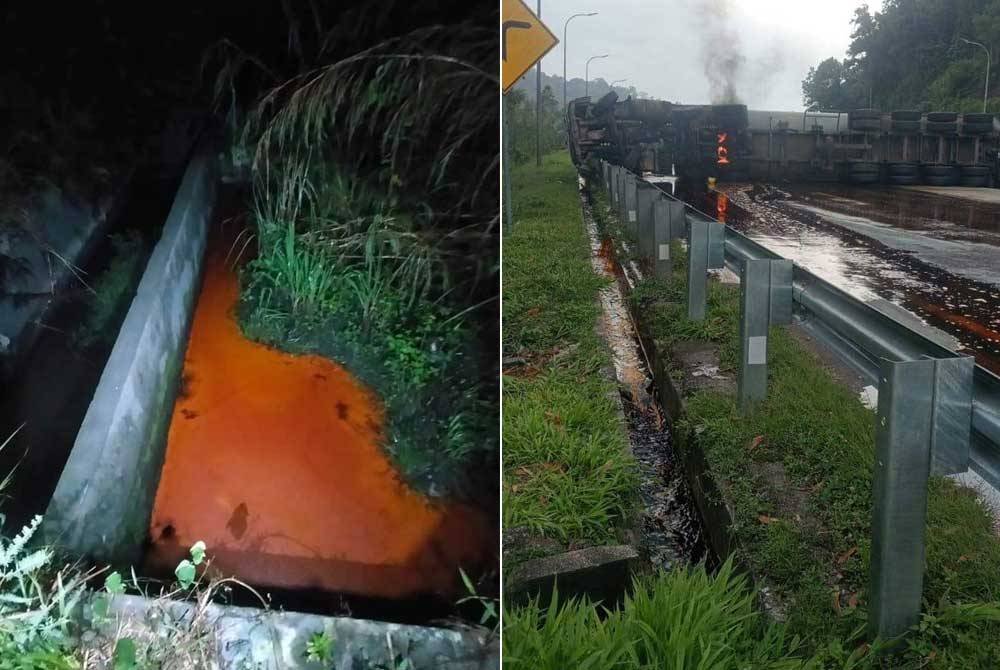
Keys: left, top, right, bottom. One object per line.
{"left": 686, "top": 215, "right": 725, "bottom": 321}
{"left": 624, "top": 172, "right": 638, "bottom": 238}
{"left": 636, "top": 182, "right": 657, "bottom": 263}
{"left": 737, "top": 259, "right": 793, "bottom": 410}
{"left": 605, "top": 162, "right": 613, "bottom": 202}
{"left": 617, "top": 169, "right": 627, "bottom": 224}
{"left": 609, "top": 165, "right": 618, "bottom": 207}
{"left": 869, "top": 356, "right": 974, "bottom": 642}
{"left": 652, "top": 199, "right": 676, "bottom": 280}
{"left": 666, "top": 200, "right": 687, "bottom": 242}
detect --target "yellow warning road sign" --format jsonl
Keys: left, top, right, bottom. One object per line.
{"left": 501, "top": 0, "right": 558, "bottom": 93}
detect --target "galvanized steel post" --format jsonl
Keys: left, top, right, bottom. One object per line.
{"left": 624, "top": 172, "right": 638, "bottom": 238}
{"left": 869, "top": 359, "right": 936, "bottom": 642}
{"left": 636, "top": 182, "right": 657, "bottom": 263}
{"left": 737, "top": 259, "right": 792, "bottom": 411}
{"left": 652, "top": 199, "right": 674, "bottom": 279}
{"left": 686, "top": 214, "right": 725, "bottom": 321}
{"left": 869, "top": 356, "right": 974, "bottom": 641}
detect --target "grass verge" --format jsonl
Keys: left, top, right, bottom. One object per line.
{"left": 504, "top": 558, "right": 813, "bottom": 669}
{"left": 590, "top": 177, "right": 1000, "bottom": 667}
{"left": 502, "top": 152, "right": 637, "bottom": 564}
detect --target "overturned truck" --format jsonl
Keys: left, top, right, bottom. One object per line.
{"left": 567, "top": 91, "right": 751, "bottom": 183}
{"left": 570, "top": 93, "right": 1000, "bottom": 187}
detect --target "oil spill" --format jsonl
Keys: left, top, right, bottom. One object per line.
{"left": 691, "top": 184, "right": 1000, "bottom": 374}
{"left": 583, "top": 183, "right": 706, "bottom": 569}
{"left": 144, "top": 228, "right": 494, "bottom": 603}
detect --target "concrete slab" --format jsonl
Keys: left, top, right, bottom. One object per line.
{"left": 505, "top": 545, "right": 640, "bottom": 608}
{"left": 43, "top": 146, "right": 218, "bottom": 564}
{"left": 82, "top": 593, "right": 497, "bottom": 670}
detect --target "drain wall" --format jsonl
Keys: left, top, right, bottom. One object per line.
{"left": 43, "top": 147, "right": 219, "bottom": 563}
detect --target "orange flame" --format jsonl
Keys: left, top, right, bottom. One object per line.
{"left": 717, "top": 192, "right": 728, "bottom": 223}
{"left": 716, "top": 132, "right": 730, "bottom": 165}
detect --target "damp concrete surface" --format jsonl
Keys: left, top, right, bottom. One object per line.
{"left": 580, "top": 177, "right": 706, "bottom": 570}
{"left": 700, "top": 183, "right": 1000, "bottom": 374}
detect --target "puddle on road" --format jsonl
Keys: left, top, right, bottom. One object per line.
{"left": 785, "top": 184, "right": 1000, "bottom": 243}
{"left": 691, "top": 184, "right": 1000, "bottom": 374}
{"left": 581, "top": 180, "right": 705, "bottom": 570}
{"left": 145, "top": 228, "right": 493, "bottom": 602}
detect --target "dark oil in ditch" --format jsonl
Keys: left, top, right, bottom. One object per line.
{"left": 144, "top": 225, "right": 495, "bottom": 618}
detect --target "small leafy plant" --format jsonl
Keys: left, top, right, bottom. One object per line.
{"left": 457, "top": 568, "right": 498, "bottom": 628}
{"left": 304, "top": 630, "right": 335, "bottom": 663}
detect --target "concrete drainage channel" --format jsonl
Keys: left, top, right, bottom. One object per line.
{"left": 505, "top": 179, "right": 708, "bottom": 607}
{"left": 39, "top": 145, "right": 498, "bottom": 669}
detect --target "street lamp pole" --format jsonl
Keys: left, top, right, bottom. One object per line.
{"left": 535, "top": 0, "right": 542, "bottom": 166}
{"left": 585, "top": 54, "right": 609, "bottom": 98}
{"left": 563, "top": 12, "right": 597, "bottom": 110}
{"left": 961, "top": 37, "right": 992, "bottom": 113}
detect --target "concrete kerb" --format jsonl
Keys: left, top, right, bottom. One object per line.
{"left": 43, "top": 144, "right": 219, "bottom": 564}
{"left": 82, "top": 593, "right": 498, "bottom": 670}
{"left": 505, "top": 183, "right": 644, "bottom": 608}
{"left": 505, "top": 546, "right": 640, "bottom": 609}
{"left": 592, "top": 175, "right": 776, "bottom": 609}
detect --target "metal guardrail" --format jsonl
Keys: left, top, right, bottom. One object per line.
{"left": 608, "top": 164, "right": 1000, "bottom": 491}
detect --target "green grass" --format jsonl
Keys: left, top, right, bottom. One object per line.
{"left": 589, "top": 178, "right": 1000, "bottom": 667}
{"left": 73, "top": 231, "right": 145, "bottom": 349}
{"left": 503, "top": 152, "right": 637, "bottom": 559}
{"left": 503, "top": 559, "right": 816, "bottom": 669}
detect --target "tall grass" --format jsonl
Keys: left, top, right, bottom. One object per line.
{"left": 0, "top": 429, "right": 86, "bottom": 668}
{"left": 504, "top": 560, "right": 812, "bottom": 670}
{"left": 206, "top": 5, "right": 498, "bottom": 496}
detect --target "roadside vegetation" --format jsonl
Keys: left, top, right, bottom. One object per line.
{"left": 502, "top": 152, "right": 637, "bottom": 566}
{"left": 588, "top": 173, "right": 1000, "bottom": 667}
{"left": 73, "top": 231, "right": 146, "bottom": 350}
{"left": 205, "top": 5, "right": 499, "bottom": 498}
{"left": 505, "top": 150, "right": 1000, "bottom": 668}
{"left": 803, "top": 0, "right": 1000, "bottom": 112}
{"left": 503, "top": 88, "right": 565, "bottom": 166}
{"left": 505, "top": 558, "right": 817, "bottom": 669}
{"left": 0, "top": 428, "right": 435, "bottom": 669}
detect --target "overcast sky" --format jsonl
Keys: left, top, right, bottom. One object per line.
{"left": 539, "top": 0, "right": 862, "bottom": 110}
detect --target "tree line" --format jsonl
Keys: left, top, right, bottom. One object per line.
{"left": 803, "top": 0, "right": 1000, "bottom": 112}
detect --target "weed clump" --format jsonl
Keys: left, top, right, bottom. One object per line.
{"left": 207, "top": 13, "right": 499, "bottom": 497}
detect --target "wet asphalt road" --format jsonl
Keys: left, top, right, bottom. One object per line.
{"left": 695, "top": 183, "right": 1000, "bottom": 374}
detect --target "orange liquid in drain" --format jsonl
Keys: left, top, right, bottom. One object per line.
{"left": 145, "top": 236, "right": 493, "bottom": 599}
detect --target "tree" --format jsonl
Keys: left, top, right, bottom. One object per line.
{"left": 804, "top": 0, "right": 1000, "bottom": 111}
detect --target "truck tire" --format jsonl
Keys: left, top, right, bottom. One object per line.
{"left": 925, "top": 121, "right": 957, "bottom": 133}
{"left": 851, "top": 108, "right": 881, "bottom": 120}
{"left": 850, "top": 118, "right": 882, "bottom": 132}
{"left": 961, "top": 176, "right": 989, "bottom": 187}
{"left": 890, "top": 110, "right": 921, "bottom": 121}
{"left": 891, "top": 120, "right": 921, "bottom": 133}
{"left": 927, "top": 111, "right": 958, "bottom": 122}
{"left": 887, "top": 162, "right": 918, "bottom": 176}
{"left": 960, "top": 164, "right": 991, "bottom": 177}
{"left": 924, "top": 175, "right": 955, "bottom": 186}
{"left": 849, "top": 172, "right": 880, "bottom": 184}
{"left": 922, "top": 164, "right": 957, "bottom": 177}
{"left": 961, "top": 122, "right": 994, "bottom": 135}
{"left": 962, "top": 113, "right": 994, "bottom": 124}
{"left": 888, "top": 174, "right": 920, "bottom": 185}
